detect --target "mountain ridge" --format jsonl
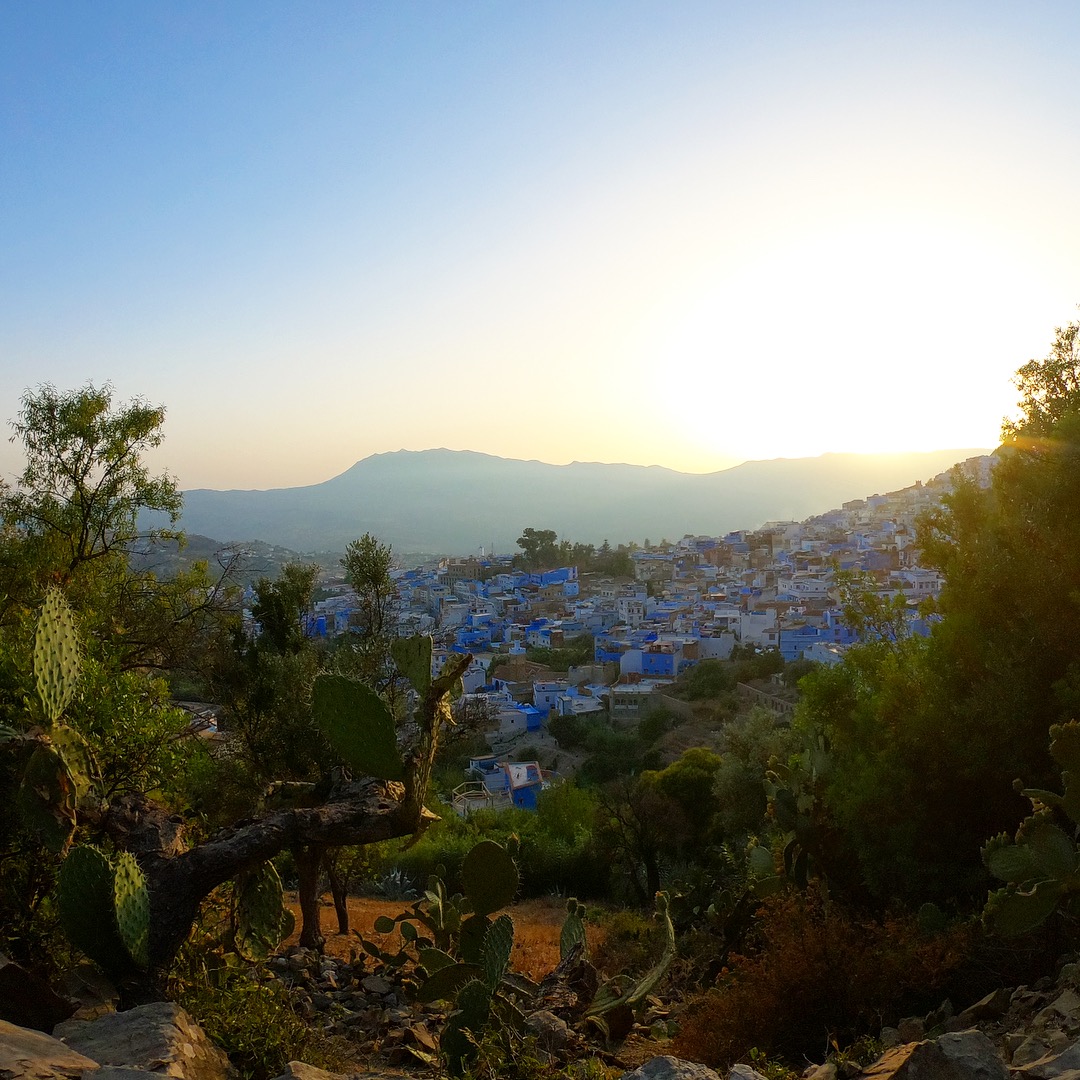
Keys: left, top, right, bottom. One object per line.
{"left": 170, "top": 447, "right": 991, "bottom": 555}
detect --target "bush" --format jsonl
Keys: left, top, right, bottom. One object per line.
{"left": 674, "top": 890, "right": 972, "bottom": 1068}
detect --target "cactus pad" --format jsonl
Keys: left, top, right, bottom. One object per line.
{"left": 481, "top": 913, "right": 514, "bottom": 991}
{"left": 984, "top": 880, "right": 1064, "bottom": 937}
{"left": 17, "top": 745, "right": 77, "bottom": 852}
{"left": 48, "top": 723, "right": 98, "bottom": 806}
{"left": 34, "top": 588, "right": 81, "bottom": 724}
{"left": 235, "top": 861, "right": 289, "bottom": 962}
{"left": 391, "top": 635, "right": 432, "bottom": 699}
{"left": 112, "top": 852, "right": 150, "bottom": 970}
{"left": 441, "top": 978, "right": 492, "bottom": 1076}
{"left": 460, "top": 839, "right": 518, "bottom": 916}
{"left": 58, "top": 845, "right": 148, "bottom": 974}
{"left": 312, "top": 674, "right": 405, "bottom": 780}
{"left": 560, "top": 899, "right": 587, "bottom": 961}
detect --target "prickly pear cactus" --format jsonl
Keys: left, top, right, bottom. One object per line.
{"left": 234, "top": 861, "right": 292, "bottom": 961}
{"left": 460, "top": 839, "right": 519, "bottom": 916}
{"left": 312, "top": 673, "right": 405, "bottom": 780}
{"left": 17, "top": 745, "right": 77, "bottom": 853}
{"left": 391, "top": 635, "right": 432, "bottom": 699}
{"left": 560, "top": 898, "right": 588, "bottom": 961}
{"left": 113, "top": 851, "right": 150, "bottom": 970}
{"left": 34, "top": 587, "right": 81, "bottom": 725}
{"left": 982, "top": 721, "right": 1080, "bottom": 936}
{"left": 481, "top": 914, "right": 514, "bottom": 991}
{"left": 441, "top": 978, "right": 493, "bottom": 1076}
{"left": 47, "top": 723, "right": 97, "bottom": 806}
{"left": 57, "top": 845, "right": 149, "bottom": 976}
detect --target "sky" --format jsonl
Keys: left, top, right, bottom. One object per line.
{"left": 3, "top": 1, "right": 1080, "bottom": 491}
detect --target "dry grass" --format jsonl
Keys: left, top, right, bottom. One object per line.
{"left": 284, "top": 893, "right": 606, "bottom": 981}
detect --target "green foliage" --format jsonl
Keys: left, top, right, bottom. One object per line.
{"left": 172, "top": 947, "right": 354, "bottom": 1080}
{"left": 674, "top": 659, "right": 735, "bottom": 701}
{"left": 982, "top": 720, "right": 1080, "bottom": 936}
{"left": 250, "top": 563, "right": 319, "bottom": 654}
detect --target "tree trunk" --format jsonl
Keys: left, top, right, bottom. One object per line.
{"left": 325, "top": 851, "right": 350, "bottom": 934}
{"left": 99, "top": 777, "right": 437, "bottom": 986}
{"left": 294, "top": 843, "right": 325, "bottom": 952}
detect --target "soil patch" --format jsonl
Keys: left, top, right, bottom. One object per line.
{"left": 284, "top": 893, "right": 603, "bottom": 981}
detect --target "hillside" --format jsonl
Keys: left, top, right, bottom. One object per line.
{"left": 164, "top": 447, "right": 989, "bottom": 555}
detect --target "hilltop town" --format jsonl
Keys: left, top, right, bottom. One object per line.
{"left": 281, "top": 454, "right": 991, "bottom": 774}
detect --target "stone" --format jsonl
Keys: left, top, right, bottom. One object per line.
{"left": 729, "top": 1067, "right": 768, "bottom": 1080}
{"left": 360, "top": 977, "right": 391, "bottom": 996}
{"left": 617, "top": 1056, "right": 724, "bottom": 1080}
{"left": 54, "top": 1003, "right": 234, "bottom": 1080}
{"left": 1035, "top": 992, "right": 1080, "bottom": 1030}
{"left": 1058, "top": 966, "right": 1080, "bottom": 989}
{"left": 898, "top": 1019, "right": 927, "bottom": 1043}
{"left": 1012, "top": 1038, "right": 1056, "bottom": 1068}
{"left": 0, "top": 962, "right": 76, "bottom": 1033}
{"left": 803, "top": 1063, "right": 838, "bottom": 1080}
{"left": 957, "top": 990, "right": 1012, "bottom": 1028}
{"left": 935, "top": 1031, "right": 1008, "bottom": 1080}
{"left": 1012, "top": 1040, "right": 1080, "bottom": 1079}
{"left": 881, "top": 1029, "right": 902, "bottom": 1050}
{"left": 267, "top": 1064, "right": 346, "bottom": 1080}
{"left": 0, "top": 1018, "right": 99, "bottom": 1080}
{"left": 861, "top": 1041, "right": 973, "bottom": 1080}
{"left": 525, "top": 1011, "right": 570, "bottom": 1054}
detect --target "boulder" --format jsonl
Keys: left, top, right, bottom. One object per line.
{"left": 861, "top": 1040, "right": 978, "bottom": 1080}
{"left": 935, "top": 1031, "right": 1008, "bottom": 1080}
{"left": 618, "top": 1055, "right": 725, "bottom": 1080}
{"left": 0, "top": 1017, "right": 99, "bottom": 1080}
{"left": 1010, "top": 1040, "right": 1080, "bottom": 1079}
{"left": 53, "top": 1003, "right": 234, "bottom": 1080}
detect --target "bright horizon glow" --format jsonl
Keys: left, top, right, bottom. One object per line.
{"left": 2, "top": 3, "right": 1079, "bottom": 489}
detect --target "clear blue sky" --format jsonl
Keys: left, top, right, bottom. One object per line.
{"left": 3, "top": 2, "right": 1080, "bottom": 489}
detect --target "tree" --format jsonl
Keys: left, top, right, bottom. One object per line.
{"left": 340, "top": 533, "right": 398, "bottom": 690}
{"left": 515, "top": 527, "right": 558, "bottom": 570}
{"left": 1, "top": 383, "right": 180, "bottom": 583}
{"left": 0, "top": 383, "right": 233, "bottom": 676}
{"left": 251, "top": 562, "right": 319, "bottom": 654}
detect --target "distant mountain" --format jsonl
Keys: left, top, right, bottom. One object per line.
{"left": 167, "top": 448, "right": 991, "bottom": 556}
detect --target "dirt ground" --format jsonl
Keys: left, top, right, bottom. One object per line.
{"left": 284, "top": 893, "right": 599, "bottom": 982}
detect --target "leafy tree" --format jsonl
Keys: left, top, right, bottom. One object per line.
{"left": 0, "top": 383, "right": 234, "bottom": 676}
{"left": 515, "top": 527, "right": 559, "bottom": 570}
{"left": 339, "top": 532, "right": 398, "bottom": 690}
{"left": 251, "top": 562, "right": 319, "bottom": 654}
{"left": 2, "top": 383, "right": 181, "bottom": 583}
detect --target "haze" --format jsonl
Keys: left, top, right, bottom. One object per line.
{"left": 3, "top": 2, "right": 1078, "bottom": 490}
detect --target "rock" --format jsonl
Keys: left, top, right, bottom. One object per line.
{"left": 729, "top": 1067, "right": 769, "bottom": 1080}
{"left": 54, "top": 1002, "right": 235, "bottom": 1080}
{"left": 0, "top": 962, "right": 76, "bottom": 1033}
{"left": 1034, "top": 992, "right": 1080, "bottom": 1030}
{"left": 525, "top": 1011, "right": 570, "bottom": 1054}
{"left": 935, "top": 1031, "right": 1008, "bottom": 1080}
{"left": 267, "top": 1063, "right": 347, "bottom": 1080}
{"left": 360, "top": 976, "right": 391, "bottom": 996}
{"left": 618, "top": 1056, "right": 724, "bottom": 1080}
{"left": 881, "top": 1029, "right": 902, "bottom": 1050}
{"left": 803, "top": 1063, "right": 838, "bottom": 1080}
{"left": 898, "top": 1018, "right": 927, "bottom": 1043}
{"left": 0, "top": 1018, "right": 99, "bottom": 1080}
{"left": 957, "top": 990, "right": 1013, "bottom": 1028}
{"left": 1011, "top": 1039, "right": 1080, "bottom": 1079}
{"left": 861, "top": 1040, "right": 977, "bottom": 1080}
